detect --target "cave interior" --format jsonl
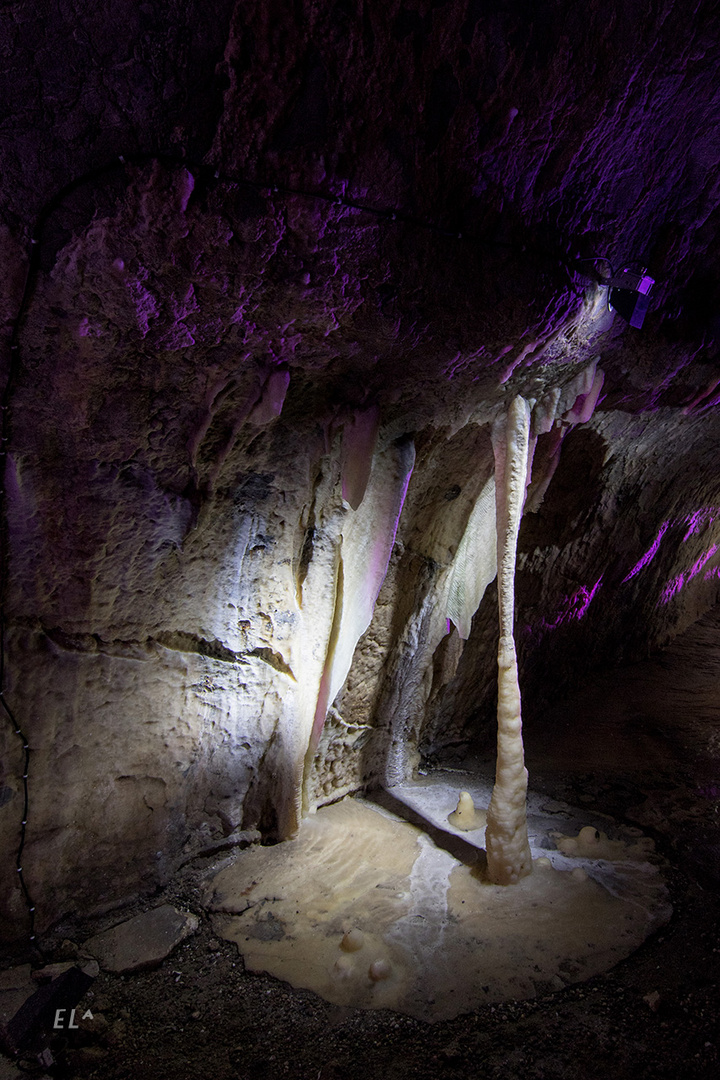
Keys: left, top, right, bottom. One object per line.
{"left": 1, "top": 2, "right": 720, "bottom": 1078}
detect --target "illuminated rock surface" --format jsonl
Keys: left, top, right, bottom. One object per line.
{"left": 0, "top": 13, "right": 718, "bottom": 1069}
{"left": 207, "top": 792, "right": 670, "bottom": 1021}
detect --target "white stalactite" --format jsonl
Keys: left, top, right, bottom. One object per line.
{"left": 446, "top": 474, "right": 497, "bottom": 639}
{"left": 485, "top": 396, "right": 533, "bottom": 885}
{"left": 302, "top": 436, "right": 415, "bottom": 812}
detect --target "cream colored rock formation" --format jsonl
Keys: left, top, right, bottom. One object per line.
{"left": 447, "top": 790, "right": 486, "bottom": 831}
{"left": 484, "top": 397, "right": 534, "bottom": 885}
{"left": 1, "top": 165, "right": 719, "bottom": 941}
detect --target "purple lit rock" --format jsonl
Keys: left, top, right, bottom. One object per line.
{"left": 1, "top": 1, "right": 720, "bottom": 945}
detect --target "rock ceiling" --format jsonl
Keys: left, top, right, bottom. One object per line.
{"left": 2, "top": 0, "right": 720, "bottom": 937}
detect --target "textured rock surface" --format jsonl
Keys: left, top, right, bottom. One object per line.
{"left": 207, "top": 795, "right": 670, "bottom": 1020}
{"left": 0, "top": 965, "right": 34, "bottom": 1029}
{"left": 1, "top": 1, "right": 720, "bottom": 942}
{"left": 0, "top": 1056, "right": 22, "bottom": 1080}
{"left": 82, "top": 905, "right": 199, "bottom": 974}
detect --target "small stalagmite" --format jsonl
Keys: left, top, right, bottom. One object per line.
{"left": 448, "top": 791, "right": 486, "bottom": 831}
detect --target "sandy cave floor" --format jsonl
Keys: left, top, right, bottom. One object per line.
{"left": 3, "top": 610, "right": 720, "bottom": 1079}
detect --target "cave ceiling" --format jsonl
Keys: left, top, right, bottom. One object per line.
{"left": 1, "top": 0, "right": 720, "bottom": 412}
{"left": 3, "top": 0, "right": 720, "bottom": 935}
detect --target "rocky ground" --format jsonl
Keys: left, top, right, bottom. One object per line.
{"left": 2, "top": 611, "right": 720, "bottom": 1080}
{"left": 22, "top": 880, "right": 719, "bottom": 1080}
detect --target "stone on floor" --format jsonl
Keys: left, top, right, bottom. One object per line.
{"left": 0, "top": 1056, "right": 24, "bottom": 1080}
{"left": 83, "top": 905, "right": 198, "bottom": 973}
{"left": 0, "top": 965, "right": 35, "bottom": 1029}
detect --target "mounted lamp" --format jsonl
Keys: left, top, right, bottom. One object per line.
{"left": 607, "top": 267, "right": 655, "bottom": 328}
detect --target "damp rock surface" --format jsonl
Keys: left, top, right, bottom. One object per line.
{"left": 206, "top": 795, "right": 670, "bottom": 1022}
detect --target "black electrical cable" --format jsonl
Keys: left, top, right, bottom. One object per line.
{"left": 0, "top": 150, "right": 599, "bottom": 954}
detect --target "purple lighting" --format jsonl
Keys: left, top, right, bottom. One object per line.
{"left": 683, "top": 506, "right": 720, "bottom": 541}
{"left": 683, "top": 375, "right": 720, "bottom": 414}
{"left": 622, "top": 521, "right": 670, "bottom": 582}
{"left": 527, "top": 575, "right": 604, "bottom": 642}
{"left": 571, "top": 575, "right": 604, "bottom": 621}
{"left": 622, "top": 507, "right": 720, "bottom": 585}
{"left": 660, "top": 573, "right": 685, "bottom": 605}
{"left": 689, "top": 544, "right": 719, "bottom": 578}
{"left": 659, "top": 544, "right": 719, "bottom": 604}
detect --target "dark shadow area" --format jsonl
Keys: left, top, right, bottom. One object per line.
{"left": 519, "top": 426, "right": 609, "bottom": 552}
{"left": 369, "top": 786, "right": 486, "bottom": 871}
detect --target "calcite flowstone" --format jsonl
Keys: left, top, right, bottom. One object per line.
{"left": 3, "top": 0, "right": 720, "bottom": 948}
{"left": 206, "top": 795, "right": 671, "bottom": 1021}
{"left": 83, "top": 905, "right": 199, "bottom": 973}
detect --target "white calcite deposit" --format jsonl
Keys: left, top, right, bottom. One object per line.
{"left": 206, "top": 794, "right": 671, "bottom": 1021}
{"left": 484, "top": 396, "right": 534, "bottom": 885}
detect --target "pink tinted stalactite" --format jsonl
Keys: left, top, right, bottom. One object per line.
{"left": 565, "top": 369, "right": 605, "bottom": 424}
{"left": 523, "top": 422, "right": 565, "bottom": 513}
{"left": 340, "top": 405, "right": 381, "bottom": 510}
{"left": 175, "top": 169, "right": 195, "bottom": 212}
{"left": 248, "top": 368, "right": 291, "bottom": 425}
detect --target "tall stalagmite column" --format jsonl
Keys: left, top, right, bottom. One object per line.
{"left": 485, "top": 396, "right": 533, "bottom": 885}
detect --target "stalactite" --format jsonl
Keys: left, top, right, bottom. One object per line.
{"left": 247, "top": 367, "right": 290, "bottom": 425}
{"left": 301, "top": 436, "right": 416, "bottom": 814}
{"left": 525, "top": 368, "right": 604, "bottom": 514}
{"left": 340, "top": 405, "right": 381, "bottom": 510}
{"left": 565, "top": 367, "right": 604, "bottom": 425}
{"left": 485, "top": 396, "right": 533, "bottom": 885}
{"left": 446, "top": 474, "right": 497, "bottom": 639}
{"left": 203, "top": 367, "right": 290, "bottom": 495}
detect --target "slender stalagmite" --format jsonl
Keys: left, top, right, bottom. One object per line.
{"left": 485, "top": 396, "right": 533, "bottom": 885}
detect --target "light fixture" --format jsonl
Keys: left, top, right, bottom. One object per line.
{"left": 607, "top": 266, "right": 655, "bottom": 329}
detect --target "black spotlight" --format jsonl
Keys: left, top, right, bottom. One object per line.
{"left": 608, "top": 267, "right": 655, "bottom": 328}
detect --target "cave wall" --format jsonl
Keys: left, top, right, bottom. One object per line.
{"left": 2, "top": 0, "right": 720, "bottom": 943}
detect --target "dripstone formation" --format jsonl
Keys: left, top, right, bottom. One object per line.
{"left": 1, "top": 0, "right": 720, "bottom": 949}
